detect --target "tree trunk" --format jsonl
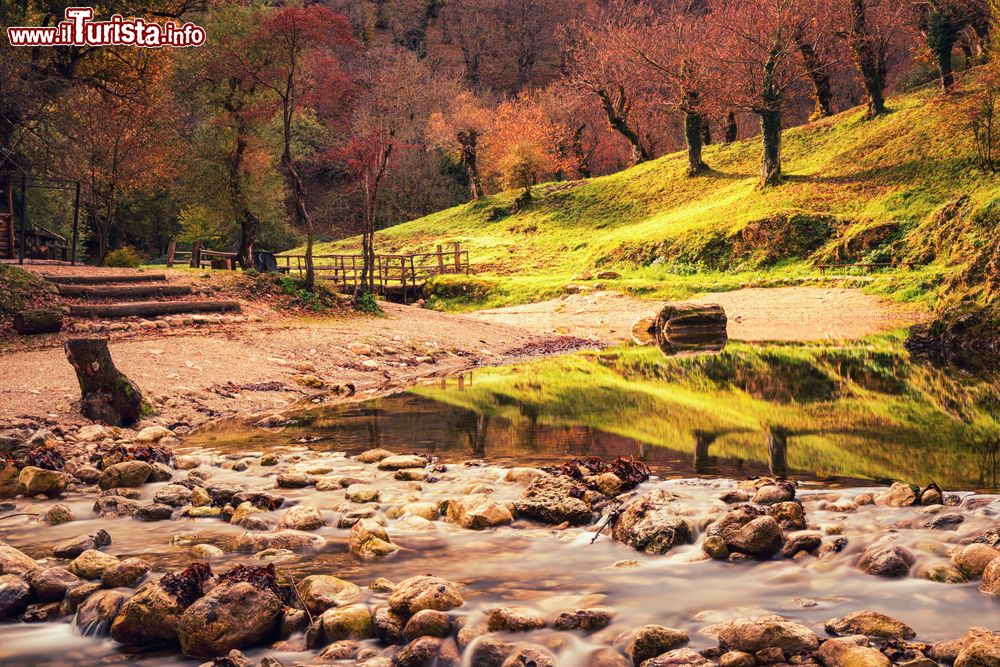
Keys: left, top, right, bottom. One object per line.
{"left": 595, "top": 87, "right": 652, "bottom": 165}
{"left": 701, "top": 115, "right": 711, "bottom": 146}
{"left": 759, "top": 108, "right": 782, "bottom": 186}
{"left": 458, "top": 130, "right": 483, "bottom": 200}
{"left": 849, "top": 0, "right": 888, "bottom": 119}
{"left": 64, "top": 338, "right": 143, "bottom": 426}
{"left": 684, "top": 110, "right": 707, "bottom": 176}
{"left": 56, "top": 284, "right": 191, "bottom": 299}
{"left": 14, "top": 308, "right": 63, "bottom": 335}
{"left": 795, "top": 36, "right": 834, "bottom": 119}
{"left": 724, "top": 112, "right": 738, "bottom": 144}
{"left": 935, "top": 44, "right": 956, "bottom": 92}
{"left": 69, "top": 300, "right": 239, "bottom": 319}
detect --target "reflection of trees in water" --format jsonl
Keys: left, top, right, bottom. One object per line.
{"left": 977, "top": 437, "right": 999, "bottom": 488}
{"left": 767, "top": 425, "right": 788, "bottom": 478}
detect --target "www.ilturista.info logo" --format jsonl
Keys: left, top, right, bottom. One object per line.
{"left": 7, "top": 7, "right": 206, "bottom": 48}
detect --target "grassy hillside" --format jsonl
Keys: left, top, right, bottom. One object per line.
{"left": 304, "top": 68, "right": 1000, "bottom": 311}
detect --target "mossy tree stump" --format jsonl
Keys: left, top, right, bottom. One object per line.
{"left": 64, "top": 338, "right": 143, "bottom": 426}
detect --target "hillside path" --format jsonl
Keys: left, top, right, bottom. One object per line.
{"left": 469, "top": 287, "right": 926, "bottom": 343}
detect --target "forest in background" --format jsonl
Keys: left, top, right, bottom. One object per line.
{"left": 3, "top": 0, "right": 996, "bottom": 282}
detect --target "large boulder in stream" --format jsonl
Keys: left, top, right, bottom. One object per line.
{"left": 98, "top": 461, "right": 152, "bottom": 490}
{"left": 446, "top": 494, "right": 514, "bottom": 530}
{"left": 348, "top": 519, "right": 399, "bottom": 560}
{"left": 0, "top": 574, "right": 31, "bottom": 619}
{"left": 110, "top": 582, "right": 186, "bottom": 647}
{"left": 297, "top": 575, "right": 364, "bottom": 616}
{"left": 857, "top": 544, "right": 915, "bottom": 578}
{"left": 955, "top": 628, "right": 1000, "bottom": 667}
{"left": 0, "top": 544, "right": 40, "bottom": 577}
{"left": 388, "top": 576, "right": 464, "bottom": 616}
{"left": 824, "top": 611, "right": 915, "bottom": 640}
{"left": 716, "top": 616, "right": 820, "bottom": 654}
{"left": 707, "top": 507, "right": 784, "bottom": 558}
{"left": 177, "top": 582, "right": 283, "bottom": 658}
{"left": 513, "top": 476, "right": 593, "bottom": 525}
{"left": 610, "top": 490, "right": 694, "bottom": 554}
{"left": 75, "top": 589, "right": 130, "bottom": 636}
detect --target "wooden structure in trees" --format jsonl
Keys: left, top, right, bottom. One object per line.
{"left": 0, "top": 170, "right": 80, "bottom": 263}
{"left": 278, "top": 242, "right": 471, "bottom": 303}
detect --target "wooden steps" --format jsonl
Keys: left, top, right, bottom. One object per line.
{"left": 56, "top": 284, "right": 193, "bottom": 299}
{"left": 37, "top": 269, "right": 242, "bottom": 321}
{"left": 69, "top": 300, "right": 241, "bottom": 319}
{"left": 42, "top": 272, "right": 167, "bottom": 285}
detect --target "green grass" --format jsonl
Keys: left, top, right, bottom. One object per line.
{"left": 293, "top": 68, "right": 1000, "bottom": 311}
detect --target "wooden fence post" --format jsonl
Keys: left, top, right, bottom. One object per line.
{"left": 400, "top": 256, "right": 408, "bottom": 304}
{"left": 453, "top": 242, "right": 462, "bottom": 272}
{"left": 166, "top": 240, "right": 176, "bottom": 267}
{"left": 437, "top": 244, "right": 445, "bottom": 274}
{"left": 190, "top": 240, "right": 201, "bottom": 269}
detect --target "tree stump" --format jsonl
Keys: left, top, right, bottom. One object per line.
{"left": 634, "top": 303, "right": 728, "bottom": 357}
{"left": 654, "top": 303, "right": 727, "bottom": 333}
{"left": 14, "top": 308, "right": 64, "bottom": 335}
{"left": 64, "top": 338, "right": 143, "bottom": 426}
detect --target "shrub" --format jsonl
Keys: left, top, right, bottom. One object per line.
{"left": 353, "top": 291, "right": 384, "bottom": 315}
{"left": 104, "top": 246, "right": 144, "bottom": 268}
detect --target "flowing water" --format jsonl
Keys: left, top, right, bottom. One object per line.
{"left": 1, "top": 337, "right": 998, "bottom": 665}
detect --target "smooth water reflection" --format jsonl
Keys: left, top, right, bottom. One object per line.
{"left": 191, "top": 339, "right": 1000, "bottom": 491}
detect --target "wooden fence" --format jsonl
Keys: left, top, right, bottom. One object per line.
{"left": 167, "top": 240, "right": 238, "bottom": 270}
{"left": 278, "top": 243, "right": 470, "bottom": 304}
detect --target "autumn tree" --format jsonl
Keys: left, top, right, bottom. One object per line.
{"left": 912, "top": 0, "right": 988, "bottom": 92}
{"left": 428, "top": 91, "right": 493, "bottom": 200}
{"left": 562, "top": 0, "right": 663, "bottom": 165}
{"left": 791, "top": 3, "right": 842, "bottom": 119}
{"left": 481, "top": 93, "right": 564, "bottom": 202}
{"left": 238, "top": 4, "right": 356, "bottom": 288}
{"left": 840, "top": 0, "right": 907, "bottom": 118}
{"left": 709, "top": 0, "right": 832, "bottom": 186}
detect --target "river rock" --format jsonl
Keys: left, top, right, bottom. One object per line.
{"left": 99, "top": 461, "right": 152, "bottom": 490}
{"left": 622, "top": 625, "right": 690, "bottom": 665}
{"left": 297, "top": 575, "right": 363, "bottom": 615}
{"left": 74, "top": 465, "right": 101, "bottom": 484}
{"left": 503, "top": 647, "right": 556, "bottom": 667}
{"left": 136, "top": 503, "right": 174, "bottom": 522}
{"left": 155, "top": 484, "right": 194, "bottom": 507}
{"left": 753, "top": 482, "right": 795, "bottom": 505}
{"left": 374, "top": 606, "right": 406, "bottom": 644}
{"left": 319, "top": 603, "right": 372, "bottom": 641}
{"left": 93, "top": 495, "right": 141, "bottom": 518}
{"left": 926, "top": 514, "right": 965, "bottom": 530}
{"left": 402, "top": 502, "right": 439, "bottom": 521}
{"left": 356, "top": 448, "right": 395, "bottom": 463}
{"left": 0, "top": 463, "right": 20, "bottom": 498}
{"left": 191, "top": 544, "right": 224, "bottom": 559}
{"left": 611, "top": 490, "right": 693, "bottom": 555}
{"left": 277, "top": 505, "right": 326, "bottom": 531}
{"left": 53, "top": 529, "right": 113, "bottom": 559}
{"left": 824, "top": 611, "right": 916, "bottom": 639}
{"left": 404, "top": 609, "right": 452, "bottom": 639}
{"left": 874, "top": 483, "right": 918, "bottom": 507}
{"left": 101, "top": 557, "right": 150, "bottom": 588}
{"left": 276, "top": 472, "right": 314, "bottom": 488}
{"left": 346, "top": 484, "right": 380, "bottom": 503}
{"left": 177, "top": 582, "right": 283, "bottom": 658}
{"left": 920, "top": 560, "right": 967, "bottom": 583}
{"left": 42, "top": 503, "right": 75, "bottom": 525}
{"left": 488, "top": 606, "right": 548, "bottom": 632}
{"left": 18, "top": 466, "right": 67, "bottom": 497}
{"left": 717, "top": 616, "right": 820, "bottom": 653}
{"left": 75, "top": 589, "right": 130, "bottom": 636}
{"left": 817, "top": 636, "right": 889, "bottom": 667}
{"left": 642, "top": 648, "right": 710, "bottom": 667}
{"left": 75, "top": 424, "right": 110, "bottom": 442}
{"left": 394, "top": 635, "right": 442, "bottom": 667}
{"left": 858, "top": 545, "right": 915, "bottom": 578}
{"left": 447, "top": 494, "right": 514, "bottom": 530}
{"left": 349, "top": 519, "right": 399, "bottom": 559}
{"left": 0, "top": 545, "right": 37, "bottom": 578}
{"left": 951, "top": 543, "right": 1000, "bottom": 579}
{"left": 981, "top": 558, "right": 1000, "bottom": 595}
{"left": 769, "top": 502, "right": 806, "bottom": 530}
{"left": 718, "top": 651, "right": 756, "bottom": 667}
{"left": 110, "top": 582, "right": 185, "bottom": 647}
{"left": 0, "top": 574, "right": 31, "bottom": 619}
{"left": 234, "top": 530, "right": 326, "bottom": 553}
{"left": 727, "top": 516, "right": 784, "bottom": 558}
{"left": 135, "top": 425, "right": 173, "bottom": 443}
{"left": 70, "top": 549, "right": 120, "bottom": 580}
{"left": 26, "top": 566, "right": 79, "bottom": 602}
{"left": 469, "top": 637, "right": 515, "bottom": 667}
{"left": 378, "top": 455, "right": 428, "bottom": 471}
{"left": 553, "top": 607, "right": 616, "bottom": 633}
{"left": 955, "top": 628, "right": 1000, "bottom": 667}
{"left": 514, "top": 475, "right": 593, "bottom": 525}
{"left": 781, "top": 531, "right": 823, "bottom": 558}
{"left": 388, "top": 576, "right": 463, "bottom": 615}
{"left": 504, "top": 467, "right": 548, "bottom": 484}
{"left": 148, "top": 462, "right": 173, "bottom": 483}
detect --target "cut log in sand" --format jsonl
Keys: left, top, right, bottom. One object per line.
{"left": 42, "top": 273, "right": 167, "bottom": 285}
{"left": 56, "top": 284, "right": 193, "bottom": 299}
{"left": 69, "top": 300, "right": 240, "bottom": 319}
{"left": 654, "top": 303, "right": 727, "bottom": 333}
{"left": 13, "top": 308, "right": 64, "bottom": 335}
{"left": 64, "top": 338, "right": 143, "bottom": 426}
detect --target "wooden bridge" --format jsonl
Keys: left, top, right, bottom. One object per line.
{"left": 278, "top": 243, "right": 470, "bottom": 303}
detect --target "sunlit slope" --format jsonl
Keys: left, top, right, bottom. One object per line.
{"left": 303, "top": 69, "right": 998, "bottom": 308}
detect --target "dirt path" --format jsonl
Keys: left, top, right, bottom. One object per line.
{"left": 0, "top": 303, "right": 588, "bottom": 429}
{"left": 470, "top": 287, "right": 926, "bottom": 343}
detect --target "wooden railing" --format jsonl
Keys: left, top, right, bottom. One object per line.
{"left": 278, "top": 243, "right": 470, "bottom": 304}
{"left": 167, "top": 240, "right": 238, "bottom": 270}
